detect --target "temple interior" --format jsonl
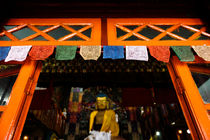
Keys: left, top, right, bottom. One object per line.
{"left": 19, "top": 54, "right": 192, "bottom": 140}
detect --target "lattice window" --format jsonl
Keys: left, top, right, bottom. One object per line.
{"left": 107, "top": 18, "right": 210, "bottom": 46}
{"left": 0, "top": 18, "right": 101, "bottom": 46}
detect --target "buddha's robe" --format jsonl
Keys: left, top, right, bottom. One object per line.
{"left": 89, "top": 110, "right": 119, "bottom": 136}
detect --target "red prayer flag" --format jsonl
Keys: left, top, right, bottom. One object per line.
{"left": 147, "top": 46, "right": 170, "bottom": 63}
{"left": 29, "top": 45, "right": 55, "bottom": 60}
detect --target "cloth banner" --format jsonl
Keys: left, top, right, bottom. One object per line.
{"left": 171, "top": 46, "right": 195, "bottom": 62}
{"left": 55, "top": 46, "right": 77, "bottom": 60}
{"left": 5, "top": 45, "right": 32, "bottom": 62}
{"left": 126, "top": 46, "right": 148, "bottom": 61}
{"left": 30, "top": 89, "right": 53, "bottom": 110}
{"left": 147, "top": 46, "right": 170, "bottom": 62}
{"left": 0, "top": 47, "right": 10, "bottom": 61}
{"left": 103, "top": 46, "right": 124, "bottom": 59}
{"left": 192, "top": 45, "right": 210, "bottom": 61}
{"left": 29, "top": 45, "right": 55, "bottom": 60}
{"left": 80, "top": 46, "right": 101, "bottom": 60}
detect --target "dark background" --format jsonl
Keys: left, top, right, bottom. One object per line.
{"left": 0, "top": 0, "right": 209, "bottom": 27}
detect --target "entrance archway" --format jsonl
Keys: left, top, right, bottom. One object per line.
{"left": 0, "top": 18, "right": 209, "bottom": 140}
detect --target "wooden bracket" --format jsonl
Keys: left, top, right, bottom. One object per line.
{"left": 24, "top": 77, "right": 34, "bottom": 95}
{"left": 175, "top": 76, "right": 185, "bottom": 95}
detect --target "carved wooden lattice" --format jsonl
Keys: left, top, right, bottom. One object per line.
{"left": 107, "top": 18, "right": 210, "bottom": 46}
{"left": 0, "top": 18, "right": 101, "bottom": 46}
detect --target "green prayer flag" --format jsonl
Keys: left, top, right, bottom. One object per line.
{"left": 55, "top": 46, "right": 77, "bottom": 60}
{"left": 171, "top": 46, "right": 195, "bottom": 62}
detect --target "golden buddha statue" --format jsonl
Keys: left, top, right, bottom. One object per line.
{"left": 89, "top": 93, "right": 119, "bottom": 137}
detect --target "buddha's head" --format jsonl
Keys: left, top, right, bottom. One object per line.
{"left": 96, "top": 93, "right": 109, "bottom": 110}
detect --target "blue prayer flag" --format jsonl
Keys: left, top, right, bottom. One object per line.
{"left": 0, "top": 47, "right": 10, "bottom": 61}
{"left": 103, "top": 46, "right": 124, "bottom": 59}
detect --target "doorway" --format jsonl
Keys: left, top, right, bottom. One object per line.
{"left": 19, "top": 55, "right": 192, "bottom": 140}
{"left": 0, "top": 18, "right": 209, "bottom": 140}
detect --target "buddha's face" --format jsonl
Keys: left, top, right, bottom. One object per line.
{"left": 96, "top": 97, "right": 108, "bottom": 110}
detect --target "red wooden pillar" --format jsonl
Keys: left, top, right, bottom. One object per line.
{"left": 0, "top": 60, "right": 42, "bottom": 140}
{"left": 167, "top": 56, "right": 210, "bottom": 140}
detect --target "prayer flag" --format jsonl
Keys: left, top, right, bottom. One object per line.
{"left": 126, "top": 46, "right": 148, "bottom": 61}
{"left": 29, "top": 45, "right": 55, "bottom": 60}
{"left": 0, "top": 47, "right": 10, "bottom": 61}
{"left": 56, "top": 46, "right": 77, "bottom": 60}
{"left": 80, "top": 46, "right": 101, "bottom": 60}
{"left": 171, "top": 46, "right": 195, "bottom": 62}
{"left": 147, "top": 46, "right": 170, "bottom": 63}
{"left": 192, "top": 45, "right": 210, "bottom": 61}
{"left": 103, "top": 46, "right": 124, "bottom": 59}
{"left": 5, "top": 45, "right": 32, "bottom": 62}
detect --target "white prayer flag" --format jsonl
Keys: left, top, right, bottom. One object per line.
{"left": 5, "top": 45, "right": 32, "bottom": 62}
{"left": 192, "top": 45, "right": 210, "bottom": 61}
{"left": 126, "top": 46, "right": 148, "bottom": 61}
